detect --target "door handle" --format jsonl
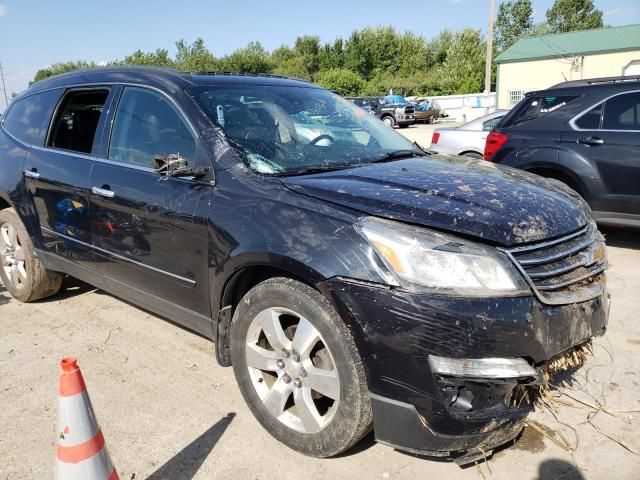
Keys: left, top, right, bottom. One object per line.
{"left": 578, "top": 136, "right": 605, "bottom": 146}
{"left": 92, "top": 186, "right": 115, "bottom": 198}
{"left": 24, "top": 169, "right": 40, "bottom": 179}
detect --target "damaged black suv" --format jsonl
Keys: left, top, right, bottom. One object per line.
{"left": 0, "top": 67, "right": 609, "bottom": 463}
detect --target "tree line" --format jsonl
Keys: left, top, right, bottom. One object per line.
{"left": 31, "top": 0, "right": 604, "bottom": 98}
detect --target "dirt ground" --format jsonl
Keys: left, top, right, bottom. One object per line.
{"left": 1, "top": 224, "right": 639, "bottom": 477}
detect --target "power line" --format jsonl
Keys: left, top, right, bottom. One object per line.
{"left": 0, "top": 61, "right": 8, "bottom": 107}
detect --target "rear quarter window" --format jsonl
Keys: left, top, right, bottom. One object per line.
{"left": 2, "top": 89, "right": 61, "bottom": 146}
{"left": 505, "top": 94, "right": 579, "bottom": 127}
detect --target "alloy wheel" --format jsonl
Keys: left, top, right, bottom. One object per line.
{"left": 245, "top": 307, "right": 340, "bottom": 433}
{"left": 0, "top": 222, "right": 27, "bottom": 289}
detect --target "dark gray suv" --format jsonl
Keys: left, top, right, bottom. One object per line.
{"left": 486, "top": 76, "right": 640, "bottom": 228}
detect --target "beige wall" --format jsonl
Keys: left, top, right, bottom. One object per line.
{"left": 497, "top": 50, "right": 640, "bottom": 109}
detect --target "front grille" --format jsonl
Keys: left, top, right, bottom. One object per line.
{"left": 404, "top": 106, "right": 415, "bottom": 114}
{"left": 504, "top": 222, "right": 607, "bottom": 305}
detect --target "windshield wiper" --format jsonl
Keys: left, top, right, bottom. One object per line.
{"left": 370, "top": 149, "right": 426, "bottom": 164}
{"left": 280, "top": 164, "right": 357, "bottom": 177}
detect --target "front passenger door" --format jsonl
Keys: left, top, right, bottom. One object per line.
{"left": 564, "top": 91, "right": 640, "bottom": 217}
{"left": 88, "top": 86, "right": 213, "bottom": 327}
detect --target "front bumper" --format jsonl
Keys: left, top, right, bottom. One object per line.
{"left": 320, "top": 277, "right": 609, "bottom": 458}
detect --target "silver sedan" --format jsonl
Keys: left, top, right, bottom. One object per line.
{"left": 428, "top": 110, "right": 507, "bottom": 159}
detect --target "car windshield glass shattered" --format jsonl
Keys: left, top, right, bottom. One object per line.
{"left": 187, "top": 85, "right": 422, "bottom": 175}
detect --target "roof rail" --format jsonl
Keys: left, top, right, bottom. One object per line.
{"left": 551, "top": 75, "right": 640, "bottom": 88}
{"left": 190, "top": 71, "right": 311, "bottom": 83}
{"left": 30, "top": 65, "right": 190, "bottom": 85}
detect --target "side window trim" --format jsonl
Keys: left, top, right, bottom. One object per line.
{"left": 570, "top": 89, "right": 640, "bottom": 132}
{"left": 104, "top": 84, "right": 199, "bottom": 170}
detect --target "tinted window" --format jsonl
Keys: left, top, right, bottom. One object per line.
{"left": 602, "top": 92, "right": 640, "bottom": 130}
{"left": 482, "top": 116, "right": 503, "bottom": 131}
{"left": 511, "top": 95, "right": 579, "bottom": 126}
{"left": 109, "top": 87, "right": 196, "bottom": 168}
{"left": 575, "top": 103, "right": 602, "bottom": 129}
{"left": 2, "top": 89, "right": 61, "bottom": 146}
{"left": 48, "top": 89, "right": 109, "bottom": 154}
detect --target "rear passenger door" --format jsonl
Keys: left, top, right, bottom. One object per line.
{"left": 23, "top": 87, "right": 114, "bottom": 269}
{"left": 566, "top": 91, "right": 640, "bottom": 216}
{"left": 88, "top": 86, "right": 213, "bottom": 325}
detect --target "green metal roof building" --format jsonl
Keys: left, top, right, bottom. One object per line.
{"left": 495, "top": 24, "right": 640, "bottom": 109}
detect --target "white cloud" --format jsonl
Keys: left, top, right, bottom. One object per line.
{"left": 0, "top": 5, "right": 7, "bottom": 17}
{"left": 97, "top": 60, "right": 108, "bottom": 67}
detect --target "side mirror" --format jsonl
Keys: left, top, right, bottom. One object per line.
{"left": 154, "top": 153, "right": 208, "bottom": 179}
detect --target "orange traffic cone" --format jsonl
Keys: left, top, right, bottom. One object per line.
{"left": 55, "top": 357, "right": 119, "bottom": 480}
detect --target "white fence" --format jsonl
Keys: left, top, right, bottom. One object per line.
{"left": 431, "top": 92, "right": 497, "bottom": 123}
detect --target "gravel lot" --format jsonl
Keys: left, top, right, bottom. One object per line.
{"left": 1, "top": 152, "right": 639, "bottom": 478}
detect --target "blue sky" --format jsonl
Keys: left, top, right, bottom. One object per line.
{"left": 1, "top": 0, "right": 638, "bottom": 101}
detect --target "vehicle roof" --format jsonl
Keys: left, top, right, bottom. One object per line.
{"left": 24, "top": 66, "right": 318, "bottom": 97}
{"left": 528, "top": 75, "right": 640, "bottom": 95}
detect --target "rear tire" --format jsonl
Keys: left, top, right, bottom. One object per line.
{"left": 230, "top": 277, "right": 372, "bottom": 457}
{"left": 0, "top": 208, "right": 62, "bottom": 302}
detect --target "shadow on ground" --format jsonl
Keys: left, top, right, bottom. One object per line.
{"left": 537, "top": 459, "right": 585, "bottom": 480}
{"left": 601, "top": 226, "right": 640, "bottom": 250}
{"left": 0, "top": 282, "right": 9, "bottom": 306}
{"left": 146, "top": 412, "right": 235, "bottom": 480}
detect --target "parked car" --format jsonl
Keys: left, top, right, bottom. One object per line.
{"left": 430, "top": 110, "right": 507, "bottom": 159}
{"left": 485, "top": 75, "right": 640, "bottom": 228}
{"left": 347, "top": 96, "right": 415, "bottom": 128}
{"left": 0, "top": 67, "right": 608, "bottom": 463}
{"left": 413, "top": 99, "right": 441, "bottom": 124}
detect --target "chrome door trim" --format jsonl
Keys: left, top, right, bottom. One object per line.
{"left": 40, "top": 225, "right": 197, "bottom": 287}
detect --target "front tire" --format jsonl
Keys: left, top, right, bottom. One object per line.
{"left": 382, "top": 116, "right": 395, "bottom": 128}
{"left": 0, "top": 208, "right": 62, "bottom": 302}
{"left": 230, "top": 277, "right": 372, "bottom": 457}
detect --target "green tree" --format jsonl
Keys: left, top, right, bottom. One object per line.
{"left": 174, "top": 38, "right": 219, "bottom": 72}
{"left": 427, "top": 29, "right": 454, "bottom": 65}
{"left": 397, "top": 31, "right": 430, "bottom": 75}
{"left": 123, "top": 48, "right": 174, "bottom": 67}
{"left": 443, "top": 28, "right": 486, "bottom": 94}
{"left": 221, "top": 42, "right": 272, "bottom": 73}
{"left": 293, "top": 35, "right": 321, "bottom": 79}
{"left": 545, "top": 0, "right": 603, "bottom": 33}
{"left": 316, "top": 68, "right": 364, "bottom": 96}
{"left": 495, "top": 0, "right": 533, "bottom": 51}
{"left": 32, "top": 60, "right": 98, "bottom": 83}
{"left": 318, "top": 38, "right": 345, "bottom": 71}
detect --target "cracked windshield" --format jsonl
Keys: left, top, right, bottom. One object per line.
{"left": 188, "top": 85, "right": 422, "bottom": 175}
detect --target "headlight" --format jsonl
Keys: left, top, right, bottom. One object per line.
{"left": 356, "top": 217, "right": 529, "bottom": 296}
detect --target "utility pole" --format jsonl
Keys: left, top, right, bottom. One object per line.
{"left": 484, "top": 0, "right": 495, "bottom": 111}
{"left": 0, "top": 62, "right": 8, "bottom": 108}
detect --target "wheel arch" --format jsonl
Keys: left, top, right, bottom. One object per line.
{"left": 213, "top": 257, "right": 326, "bottom": 367}
{"left": 524, "top": 166, "right": 587, "bottom": 198}
{"left": 0, "top": 194, "right": 11, "bottom": 211}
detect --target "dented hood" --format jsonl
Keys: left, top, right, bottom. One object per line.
{"left": 282, "top": 155, "right": 590, "bottom": 246}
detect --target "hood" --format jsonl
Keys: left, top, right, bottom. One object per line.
{"left": 282, "top": 155, "right": 590, "bottom": 246}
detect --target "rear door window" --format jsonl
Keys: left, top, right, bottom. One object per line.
{"left": 575, "top": 103, "right": 603, "bottom": 130}
{"left": 510, "top": 95, "right": 579, "bottom": 126}
{"left": 602, "top": 92, "right": 640, "bottom": 130}
{"left": 108, "top": 87, "right": 196, "bottom": 168}
{"left": 2, "top": 89, "right": 61, "bottom": 146}
{"left": 48, "top": 89, "right": 109, "bottom": 154}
